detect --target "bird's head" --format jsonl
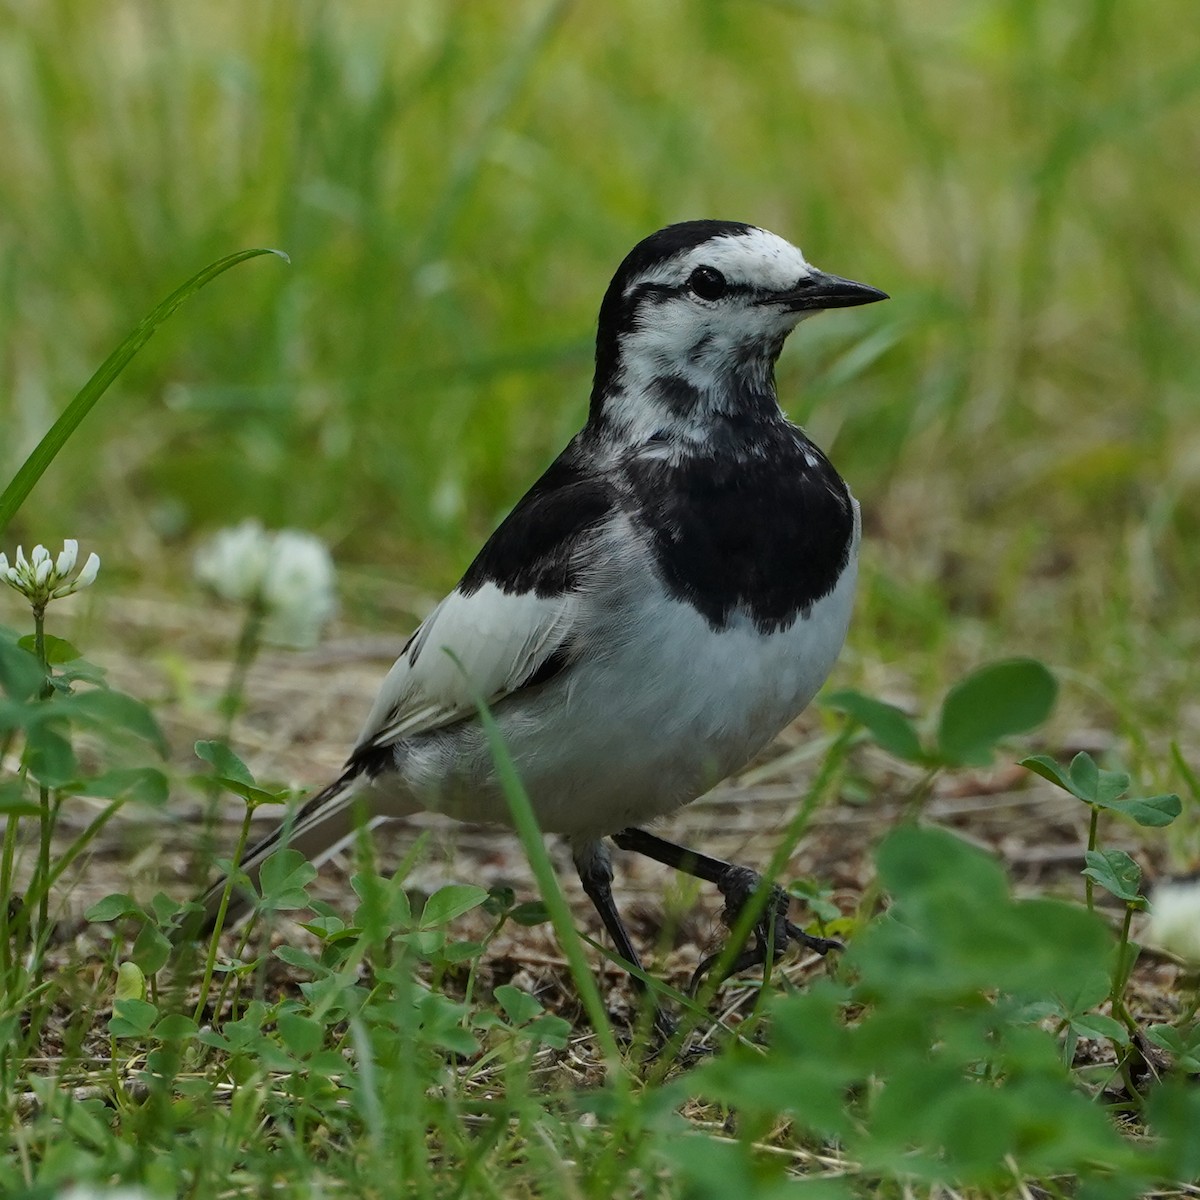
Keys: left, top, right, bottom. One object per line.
{"left": 589, "top": 220, "right": 887, "bottom": 440}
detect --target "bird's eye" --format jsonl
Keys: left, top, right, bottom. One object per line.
{"left": 687, "top": 266, "right": 727, "bottom": 301}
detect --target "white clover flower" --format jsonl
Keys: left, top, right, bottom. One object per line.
{"left": 259, "top": 529, "right": 338, "bottom": 648}
{"left": 194, "top": 520, "right": 336, "bottom": 649}
{"left": 1146, "top": 878, "right": 1200, "bottom": 966}
{"left": 0, "top": 539, "right": 101, "bottom": 610}
{"left": 193, "top": 520, "right": 275, "bottom": 604}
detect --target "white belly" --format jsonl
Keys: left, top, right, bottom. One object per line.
{"left": 377, "top": 523, "right": 859, "bottom": 841}
{"left": 524, "top": 562, "right": 856, "bottom": 836}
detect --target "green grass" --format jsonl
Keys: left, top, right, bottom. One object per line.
{"left": 2, "top": 2, "right": 1196, "bottom": 681}
{"left": 2, "top": 623, "right": 1197, "bottom": 1198}
{"left": 1, "top": 0, "right": 1200, "bottom": 1196}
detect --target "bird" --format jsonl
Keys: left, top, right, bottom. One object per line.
{"left": 194, "top": 219, "right": 887, "bottom": 1023}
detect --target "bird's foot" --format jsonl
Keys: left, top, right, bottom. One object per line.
{"left": 688, "top": 865, "right": 842, "bottom": 993}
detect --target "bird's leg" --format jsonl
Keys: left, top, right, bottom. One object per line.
{"left": 573, "top": 841, "right": 676, "bottom": 1039}
{"left": 611, "top": 827, "right": 842, "bottom": 993}
{"left": 612, "top": 827, "right": 732, "bottom": 885}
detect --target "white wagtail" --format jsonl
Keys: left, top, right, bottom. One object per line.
{"left": 197, "top": 220, "right": 887, "bottom": 1008}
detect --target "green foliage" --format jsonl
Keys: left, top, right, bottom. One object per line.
{"left": 17, "top": 633, "right": 80, "bottom": 664}
{"left": 821, "top": 689, "right": 926, "bottom": 763}
{"left": 0, "top": 631, "right": 46, "bottom": 701}
{"left": 681, "top": 828, "right": 1164, "bottom": 1195}
{"left": 0, "top": 621, "right": 168, "bottom": 996}
{"left": 866, "top": 826, "right": 1110, "bottom": 1001}
{"left": 258, "top": 850, "right": 319, "bottom": 914}
{"left": 1021, "top": 750, "right": 1181, "bottom": 941}
{"left": 1083, "top": 849, "right": 1146, "bottom": 906}
{"left": 827, "top": 656, "right": 1058, "bottom": 768}
{"left": 1040, "top": 969, "right": 1131, "bottom": 1056}
{"left": 0, "top": 249, "right": 287, "bottom": 534}
{"left": 1023, "top": 752, "right": 1182, "bottom": 827}
{"left": 1147, "top": 1082, "right": 1200, "bottom": 1183}
{"left": 194, "top": 738, "right": 291, "bottom": 807}
{"left": 936, "top": 659, "right": 1059, "bottom": 766}
{"left": 421, "top": 883, "right": 491, "bottom": 927}
{"left": 1, "top": 635, "right": 167, "bottom": 779}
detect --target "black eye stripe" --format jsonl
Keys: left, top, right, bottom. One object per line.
{"left": 625, "top": 277, "right": 759, "bottom": 307}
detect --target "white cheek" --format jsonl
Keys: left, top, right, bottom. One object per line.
{"left": 627, "top": 303, "right": 706, "bottom": 367}
{"left": 616, "top": 300, "right": 797, "bottom": 402}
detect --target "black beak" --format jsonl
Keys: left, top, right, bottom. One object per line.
{"left": 771, "top": 269, "right": 889, "bottom": 312}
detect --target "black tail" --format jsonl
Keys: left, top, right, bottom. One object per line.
{"left": 190, "top": 770, "right": 368, "bottom": 936}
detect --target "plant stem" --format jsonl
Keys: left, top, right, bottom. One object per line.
{"left": 0, "top": 811, "right": 18, "bottom": 986}
{"left": 471, "top": 692, "right": 622, "bottom": 1069}
{"left": 32, "top": 605, "right": 53, "bottom": 963}
{"left": 220, "top": 599, "right": 265, "bottom": 743}
{"left": 1085, "top": 804, "right": 1100, "bottom": 911}
{"left": 461, "top": 911, "right": 508, "bottom": 1024}
{"left": 34, "top": 782, "right": 51, "bottom": 980}
{"left": 901, "top": 766, "right": 940, "bottom": 821}
{"left": 194, "top": 801, "right": 256, "bottom": 1023}
{"left": 1105, "top": 901, "right": 1146, "bottom": 1107}
{"left": 32, "top": 604, "right": 46, "bottom": 678}
{"left": 211, "top": 916, "right": 260, "bottom": 1023}
{"left": 194, "top": 598, "right": 264, "bottom": 884}
{"left": 1110, "top": 903, "right": 1140, "bottom": 1034}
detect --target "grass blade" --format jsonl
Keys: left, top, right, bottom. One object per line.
{"left": 445, "top": 652, "right": 622, "bottom": 1069}
{"left": 0, "top": 247, "right": 289, "bottom": 534}
{"left": 474, "top": 697, "right": 623, "bottom": 1069}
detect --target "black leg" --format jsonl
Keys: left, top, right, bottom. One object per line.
{"left": 573, "top": 842, "right": 676, "bottom": 1039}
{"left": 612, "top": 827, "right": 733, "bottom": 884}
{"left": 575, "top": 843, "right": 648, "bottom": 975}
{"left": 613, "top": 827, "right": 842, "bottom": 992}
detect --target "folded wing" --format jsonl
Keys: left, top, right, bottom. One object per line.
{"left": 351, "top": 582, "right": 580, "bottom": 756}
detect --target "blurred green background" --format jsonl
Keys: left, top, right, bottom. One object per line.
{"left": 1, "top": 0, "right": 1197, "bottom": 754}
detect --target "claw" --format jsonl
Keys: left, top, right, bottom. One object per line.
{"left": 688, "top": 944, "right": 765, "bottom": 995}
{"left": 688, "top": 866, "right": 843, "bottom": 992}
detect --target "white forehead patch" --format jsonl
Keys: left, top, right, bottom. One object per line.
{"left": 695, "top": 227, "right": 811, "bottom": 288}
{"left": 631, "top": 226, "right": 811, "bottom": 294}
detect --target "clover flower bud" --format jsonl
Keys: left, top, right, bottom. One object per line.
{"left": 0, "top": 539, "right": 101, "bottom": 609}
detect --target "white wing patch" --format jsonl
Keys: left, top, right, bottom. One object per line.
{"left": 353, "top": 582, "right": 579, "bottom": 753}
